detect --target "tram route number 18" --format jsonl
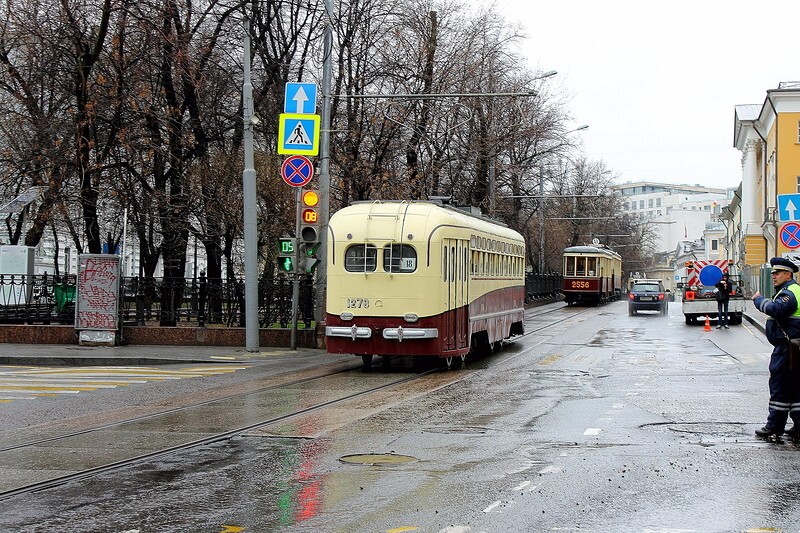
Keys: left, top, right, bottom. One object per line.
{"left": 570, "top": 280, "right": 590, "bottom": 289}
{"left": 346, "top": 298, "right": 370, "bottom": 308}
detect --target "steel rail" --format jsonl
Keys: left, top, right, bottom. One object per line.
{"left": 0, "top": 367, "right": 438, "bottom": 501}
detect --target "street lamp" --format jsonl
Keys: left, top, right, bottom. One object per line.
{"left": 566, "top": 124, "right": 589, "bottom": 134}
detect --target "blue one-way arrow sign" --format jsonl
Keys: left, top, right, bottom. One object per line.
{"left": 778, "top": 194, "right": 800, "bottom": 222}
{"left": 283, "top": 82, "right": 317, "bottom": 114}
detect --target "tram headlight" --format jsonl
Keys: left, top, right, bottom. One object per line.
{"left": 340, "top": 312, "right": 354, "bottom": 321}
{"left": 404, "top": 313, "right": 418, "bottom": 323}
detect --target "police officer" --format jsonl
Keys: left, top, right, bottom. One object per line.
{"left": 752, "top": 257, "right": 800, "bottom": 439}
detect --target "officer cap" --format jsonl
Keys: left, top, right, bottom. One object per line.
{"left": 770, "top": 257, "right": 799, "bottom": 273}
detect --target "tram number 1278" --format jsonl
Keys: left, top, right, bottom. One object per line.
{"left": 346, "top": 298, "right": 370, "bottom": 309}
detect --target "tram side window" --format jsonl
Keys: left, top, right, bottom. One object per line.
{"left": 345, "top": 244, "right": 377, "bottom": 272}
{"left": 383, "top": 244, "right": 417, "bottom": 273}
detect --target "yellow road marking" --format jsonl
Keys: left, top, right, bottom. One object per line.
{"left": 0, "top": 385, "right": 99, "bottom": 391}
{"left": 387, "top": 528, "right": 420, "bottom": 533}
{"left": 538, "top": 354, "right": 563, "bottom": 366}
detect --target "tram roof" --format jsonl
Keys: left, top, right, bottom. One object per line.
{"left": 563, "top": 245, "right": 621, "bottom": 258}
{"left": 332, "top": 200, "right": 524, "bottom": 242}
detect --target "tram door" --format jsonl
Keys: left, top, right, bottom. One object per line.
{"left": 443, "top": 238, "right": 469, "bottom": 351}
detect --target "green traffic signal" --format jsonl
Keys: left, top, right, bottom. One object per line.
{"left": 278, "top": 256, "right": 295, "bottom": 273}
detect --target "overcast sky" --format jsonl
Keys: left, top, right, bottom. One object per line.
{"left": 494, "top": 0, "right": 800, "bottom": 190}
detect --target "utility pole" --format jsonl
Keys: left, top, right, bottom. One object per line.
{"left": 538, "top": 164, "right": 545, "bottom": 273}
{"left": 316, "top": 0, "right": 333, "bottom": 324}
{"left": 242, "top": 18, "right": 259, "bottom": 352}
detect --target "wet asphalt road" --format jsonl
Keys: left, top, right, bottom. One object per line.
{"left": 1, "top": 301, "right": 799, "bottom": 532}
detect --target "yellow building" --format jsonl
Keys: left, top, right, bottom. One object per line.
{"left": 734, "top": 82, "right": 800, "bottom": 265}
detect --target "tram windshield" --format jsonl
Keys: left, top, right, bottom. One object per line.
{"left": 345, "top": 244, "right": 377, "bottom": 272}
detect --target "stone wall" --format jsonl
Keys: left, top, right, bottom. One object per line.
{"left": 0, "top": 325, "right": 318, "bottom": 348}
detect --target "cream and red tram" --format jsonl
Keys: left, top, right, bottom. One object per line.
{"left": 325, "top": 201, "right": 526, "bottom": 368}
{"left": 561, "top": 245, "right": 622, "bottom": 305}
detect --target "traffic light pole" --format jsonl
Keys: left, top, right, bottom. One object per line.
{"left": 316, "top": 0, "right": 333, "bottom": 325}
{"left": 290, "top": 187, "right": 301, "bottom": 350}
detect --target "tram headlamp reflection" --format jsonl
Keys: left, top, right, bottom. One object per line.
{"left": 404, "top": 313, "right": 418, "bottom": 323}
{"left": 340, "top": 312, "right": 354, "bottom": 321}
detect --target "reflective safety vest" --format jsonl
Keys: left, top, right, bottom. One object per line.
{"left": 775, "top": 283, "right": 800, "bottom": 317}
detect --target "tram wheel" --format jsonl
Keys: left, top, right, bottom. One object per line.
{"left": 446, "top": 356, "right": 461, "bottom": 370}
{"left": 361, "top": 354, "right": 373, "bottom": 371}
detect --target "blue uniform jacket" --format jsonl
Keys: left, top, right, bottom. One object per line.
{"left": 754, "top": 279, "right": 800, "bottom": 345}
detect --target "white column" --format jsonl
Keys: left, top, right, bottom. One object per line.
{"left": 742, "top": 138, "right": 761, "bottom": 235}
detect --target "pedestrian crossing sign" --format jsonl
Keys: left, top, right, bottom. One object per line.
{"left": 278, "top": 113, "right": 320, "bottom": 155}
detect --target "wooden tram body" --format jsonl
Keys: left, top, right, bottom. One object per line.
{"left": 561, "top": 245, "right": 622, "bottom": 305}
{"left": 325, "top": 201, "right": 526, "bottom": 367}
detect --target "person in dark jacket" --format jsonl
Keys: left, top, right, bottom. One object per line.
{"left": 752, "top": 257, "right": 800, "bottom": 439}
{"left": 715, "top": 273, "right": 732, "bottom": 329}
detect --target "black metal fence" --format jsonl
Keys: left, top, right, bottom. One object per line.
{"left": 525, "top": 273, "right": 563, "bottom": 303}
{"left": 0, "top": 272, "right": 560, "bottom": 325}
{"left": 0, "top": 273, "right": 315, "bottom": 328}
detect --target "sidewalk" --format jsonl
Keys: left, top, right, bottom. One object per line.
{"left": 743, "top": 299, "right": 766, "bottom": 334}
{"left": 0, "top": 343, "right": 333, "bottom": 367}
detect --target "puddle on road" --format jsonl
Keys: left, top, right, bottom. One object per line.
{"left": 339, "top": 453, "right": 418, "bottom": 465}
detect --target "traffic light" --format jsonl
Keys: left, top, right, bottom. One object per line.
{"left": 278, "top": 237, "right": 296, "bottom": 257}
{"left": 299, "top": 190, "right": 321, "bottom": 273}
{"left": 277, "top": 237, "right": 297, "bottom": 274}
{"left": 299, "top": 241, "right": 321, "bottom": 272}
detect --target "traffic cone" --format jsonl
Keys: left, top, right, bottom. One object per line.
{"left": 703, "top": 316, "right": 711, "bottom": 332}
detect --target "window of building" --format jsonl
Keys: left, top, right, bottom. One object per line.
{"left": 656, "top": 198, "right": 662, "bottom": 207}
{"left": 796, "top": 176, "right": 800, "bottom": 193}
{"left": 711, "top": 240, "right": 718, "bottom": 251}
{"left": 639, "top": 200, "right": 645, "bottom": 209}
{"left": 648, "top": 198, "right": 654, "bottom": 208}
{"left": 704, "top": 205, "right": 710, "bottom": 211}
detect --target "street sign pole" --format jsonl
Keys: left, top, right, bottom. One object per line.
{"left": 290, "top": 187, "right": 301, "bottom": 350}
{"left": 317, "top": 0, "right": 334, "bottom": 326}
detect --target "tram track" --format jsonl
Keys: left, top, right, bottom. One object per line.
{"left": 0, "top": 302, "right": 595, "bottom": 501}
{"left": 0, "top": 366, "right": 438, "bottom": 501}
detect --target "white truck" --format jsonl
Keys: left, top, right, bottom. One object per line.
{"left": 681, "top": 260, "right": 744, "bottom": 325}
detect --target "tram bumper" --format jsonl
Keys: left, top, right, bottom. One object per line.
{"left": 382, "top": 327, "right": 438, "bottom": 342}
{"left": 326, "top": 325, "right": 372, "bottom": 340}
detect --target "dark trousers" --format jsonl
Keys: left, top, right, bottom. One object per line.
{"left": 767, "top": 345, "right": 800, "bottom": 431}
{"left": 717, "top": 300, "right": 729, "bottom": 326}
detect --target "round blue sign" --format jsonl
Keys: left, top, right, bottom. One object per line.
{"left": 781, "top": 222, "right": 800, "bottom": 249}
{"left": 699, "top": 264, "right": 723, "bottom": 286}
{"left": 281, "top": 155, "right": 314, "bottom": 187}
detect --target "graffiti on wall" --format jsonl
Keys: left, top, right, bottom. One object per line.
{"left": 76, "top": 255, "right": 120, "bottom": 331}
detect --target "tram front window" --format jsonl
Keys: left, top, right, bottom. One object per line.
{"left": 565, "top": 257, "right": 575, "bottom": 276}
{"left": 383, "top": 244, "right": 417, "bottom": 273}
{"left": 576, "top": 257, "right": 586, "bottom": 276}
{"left": 345, "top": 244, "right": 377, "bottom": 272}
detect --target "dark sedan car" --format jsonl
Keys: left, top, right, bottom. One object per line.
{"left": 628, "top": 281, "right": 668, "bottom": 315}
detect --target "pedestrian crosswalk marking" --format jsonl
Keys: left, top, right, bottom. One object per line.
{"left": 0, "top": 365, "right": 249, "bottom": 402}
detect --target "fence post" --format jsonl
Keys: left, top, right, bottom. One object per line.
{"left": 198, "top": 271, "right": 206, "bottom": 327}
{"left": 135, "top": 277, "right": 145, "bottom": 325}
